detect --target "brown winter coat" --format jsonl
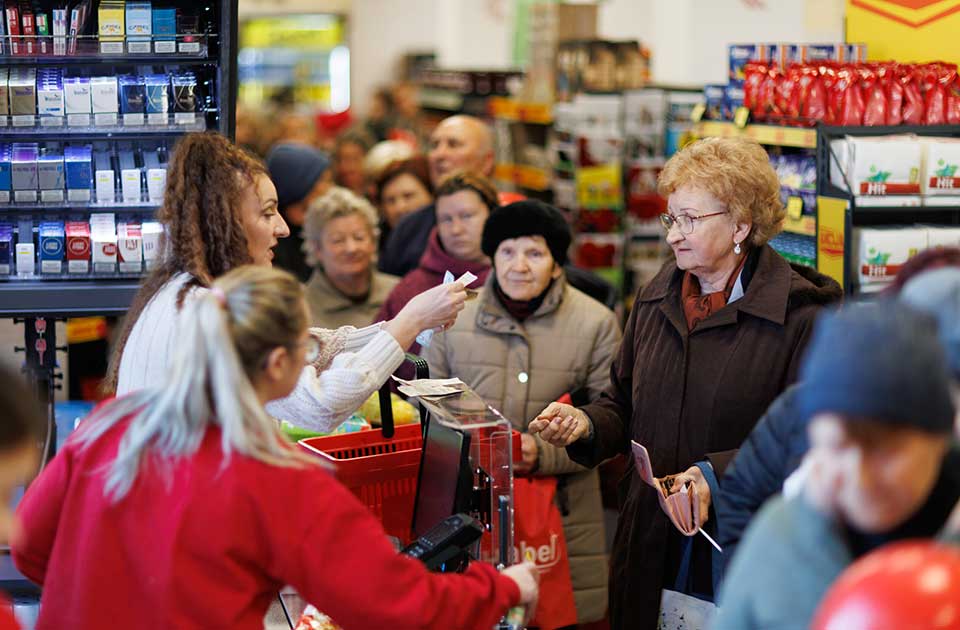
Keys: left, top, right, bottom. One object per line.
{"left": 568, "top": 245, "right": 842, "bottom": 629}
{"left": 425, "top": 273, "right": 622, "bottom": 623}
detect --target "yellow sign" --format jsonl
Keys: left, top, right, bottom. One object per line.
{"left": 816, "top": 196, "right": 848, "bottom": 289}
{"left": 576, "top": 164, "right": 623, "bottom": 210}
{"left": 690, "top": 104, "right": 706, "bottom": 123}
{"left": 734, "top": 107, "right": 750, "bottom": 129}
{"left": 66, "top": 317, "right": 108, "bottom": 344}
{"left": 847, "top": 0, "right": 960, "bottom": 64}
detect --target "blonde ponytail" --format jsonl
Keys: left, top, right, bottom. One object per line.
{"left": 79, "top": 266, "right": 320, "bottom": 502}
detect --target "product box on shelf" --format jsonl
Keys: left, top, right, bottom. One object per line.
{"left": 65, "top": 146, "right": 92, "bottom": 202}
{"left": 64, "top": 77, "right": 92, "bottom": 126}
{"left": 0, "top": 69, "right": 9, "bottom": 120}
{"left": 21, "top": 8, "right": 36, "bottom": 56}
{"left": 839, "top": 44, "right": 868, "bottom": 63}
{"left": 143, "top": 149, "right": 166, "bottom": 202}
{"left": 98, "top": 1, "right": 126, "bottom": 54}
{"left": 0, "top": 145, "right": 11, "bottom": 203}
{"left": 94, "top": 150, "right": 115, "bottom": 203}
{"left": 39, "top": 221, "right": 65, "bottom": 274}
{"left": 5, "top": 6, "right": 20, "bottom": 56}
{"left": 144, "top": 74, "right": 169, "bottom": 123}
{"left": 0, "top": 225, "right": 12, "bottom": 274}
{"left": 36, "top": 12, "right": 50, "bottom": 56}
{"left": 722, "top": 85, "right": 744, "bottom": 122}
{"left": 38, "top": 151, "right": 64, "bottom": 202}
{"left": 37, "top": 71, "right": 65, "bottom": 122}
{"left": 171, "top": 73, "right": 197, "bottom": 123}
{"left": 66, "top": 220, "right": 91, "bottom": 273}
{"left": 152, "top": 7, "right": 176, "bottom": 53}
{"left": 833, "top": 135, "right": 923, "bottom": 196}
{"left": 117, "top": 221, "right": 142, "bottom": 273}
{"left": 126, "top": 2, "right": 152, "bottom": 53}
{"left": 9, "top": 69, "right": 36, "bottom": 124}
{"left": 52, "top": 8, "right": 67, "bottom": 56}
{"left": 119, "top": 75, "right": 145, "bottom": 125}
{"left": 922, "top": 137, "right": 960, "bottom": 195}
{"left": 11, "top": 144, "right": 38, "bottom": 202}
{"left": 177, "top": 11, "right": 200, "bottom": 53}
{"left": 141, "top": 220, "right": 162, "bottom": 269}
{"left": 728, "top": 44, "right": 775, "bottom": 85}
{"left": 90, "top": 213, "right": 117, "bottom": 273}
{"left": 703, "top": 85, "right": 725, "bottom": 121}
{"left": 856, "top": 226, "right": 927, "bottom": 286}
{"left": 15, "top": 242, "right": 34, "bottom": 277}
{"left": 90, "top": 76, "right": 119, "bottom": 126}
{"left": 925, "top": 226, "right": 960, "bottom": 248}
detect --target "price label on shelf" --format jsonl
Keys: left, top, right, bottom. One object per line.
{"left": 786, "top": 196, "right": 804, "bottom": 220}
{"left": 40, "top": 190, "right": 65, "bottom": 203}
{"left": 174, "top": 112, "right": 196, "bottom": 125}
{"left": 94, "top": 113, "right": 118, "bottom": 126}
{"left": 12, "top": 115, "right": 34, "bottom": 127}
{"left": 40, "top": 116, "right": 64, "bottom": 127}
{"left": 154, "top": 41, "right": 176, "bottom": 53}
{"left": 14, "top": 190, "right": 38, "bottom": 203}
{"left": 67, "top": 114, "right": 91, "bottom": 127}
{"left": 99, "top": 41, "right": 124, "bottom": 54}
{"left": 690, "top": 103, "right": 706, "bottom": 123}
{"left": 0, "top": 116, "right": 8, "bottom": 127}
{"left": 734, "top": 107, "right": 750, "bottom": 129}
{"left": 147, "top": 113, "right": 167, "bottom": 125}
{"left": 127, "top": 41, "right": 151, "bottom": 54}
{"left": 123, "top": 113, "right": 145, "bottom": 126}
{"left": 178, "top": 42, "right": 201, "bottom": 54}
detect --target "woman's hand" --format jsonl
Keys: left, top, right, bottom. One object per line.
{"left": 528, "top": 403, "right": 591, "bottom": 447}
{"left": 515, "top": 433, "right": 540, "bottom": 474}
{"left": 664, "top": 465, "right": 712, "bottom": 526}
{"left": 384, "top": 282, "right": 467, "bottom": 349}
{"left": 501, "top": 562, "right": 539, "bottom": 622}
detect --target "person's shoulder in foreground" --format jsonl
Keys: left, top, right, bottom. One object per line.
{"left": 713, "top": 493, "right": 850, "bottom": 630}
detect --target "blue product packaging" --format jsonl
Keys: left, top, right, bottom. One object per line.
{"left": 805, "top": 44, "right": 838, "bottom": 62}
{"left": 38, "top": 151, "right": 65, "bottom": 202}
{"left": 729, "top": 44, "right": 760, "bottom": 85}
{"left": 119, "top": 76, "right": 146, "bottom": 114}
{"left": 144, "top": 75, "right": 169, "bottom": 114}
{"left": 65, "top": 146, "right": 93, "bottom": 202}
{"left": 703, "top": 84, "right": 725, "bottom": 120}
{"left": 0, "top": 145, "right": 11, "bottom": 203}
{"left": 839, "top": 43, "right": 867, "bottom": 63}
{"left": 0, "top": 225, "right": 12, "bottom": 274}
{"left": 39, "top": 221, "right": 65, "bottom": 273}
{"left": 152, "top": 8, "right": 176, "bottom": 53}
{"left": 723, "top": 84, "right": 745, "bottom": 121}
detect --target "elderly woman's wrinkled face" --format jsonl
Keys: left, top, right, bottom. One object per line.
{"left": 495, "top": 235, "right": 561, "bottom": 302}
{"left": 665, "top": 184, "right": 749, "bottom": 280}
{"left": 806, "top": 414, "right": 950, "bottom": 534}
{"left": 317, "top": 213, "right": 376, "bottom": 280}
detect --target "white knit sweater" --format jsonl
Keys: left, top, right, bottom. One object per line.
{"left": 116, "top": 273, "right": 405, "bottom": 432}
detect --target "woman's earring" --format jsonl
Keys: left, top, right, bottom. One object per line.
{"left": 734, "top": 241, "right": 742, "bottom": 255}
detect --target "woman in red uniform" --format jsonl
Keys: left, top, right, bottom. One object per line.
{"left": 13, "top": 265, "right": 537, "bottom": 630}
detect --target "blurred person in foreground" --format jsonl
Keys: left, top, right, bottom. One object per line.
{"left": 713, "top": 302, "right": 960, "bottom": 630}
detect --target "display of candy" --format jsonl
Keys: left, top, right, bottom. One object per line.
{"left": 742, "top": 60, "right": 960, "bottom": 127}
{"left": 770, "top": 232, "right": 816, "bottom": 269}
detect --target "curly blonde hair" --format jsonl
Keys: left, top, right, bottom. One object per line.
{"left": 302, "top": 186, "right": 380, "bottom": 267}
{"left": 658, "top": 137, "right": 784, "bottom": 247}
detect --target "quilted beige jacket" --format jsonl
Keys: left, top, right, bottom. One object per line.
{"left": 425, "top": 273, "right": 622, "bottom": 623}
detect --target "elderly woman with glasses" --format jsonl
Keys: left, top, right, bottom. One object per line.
{"left": 530, "top": 137, "right": 842, "bottom": 629}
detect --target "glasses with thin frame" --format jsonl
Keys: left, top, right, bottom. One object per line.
{"left": 659, "top": 211, "right": 727, "bottom": 235}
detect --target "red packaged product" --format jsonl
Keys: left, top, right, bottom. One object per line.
{"left": 861, "top": 65, "right": 888, "bottom": 126}
{"left": 757, "top": 66, "right": 782, "bottom": 121}
{"left": 803, "top": 65, "right": 828, "bottom": 122}
{"left": 743, "top": 61, "right": 769, "bottom": 119}
{"left": 883, "top": 63, "right": 904, "bottom": 125}
{"left": 837, "top": 65, "right": 865, "bottom": 126}
{"left": 781, "top": 64, "right": 803, "bottom": 119}
{"left": 902, "top": 65, "right": 925, "bottom": 125}
{"left": 923, "top": 64, "right": 948, "bottom": 125}
{"left": 820, "top": 62, "right": 840, "bottom": 125}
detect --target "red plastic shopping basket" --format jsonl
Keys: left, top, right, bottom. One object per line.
{"left": 299, "top": 423, "right": 423, "bottom": 543}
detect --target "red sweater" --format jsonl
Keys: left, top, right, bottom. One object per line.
{"left": 13, "top": 418, "right": 519, "bottom": 630}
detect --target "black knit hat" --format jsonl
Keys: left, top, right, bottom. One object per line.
{"left": 481, "top": 200, "right": 572, "bottom": 265}
{"left": 266, "top": 143, "right": 331, "bottom": 209}
{"left": 799, "top": 302, "right": 956, "bottom": 433}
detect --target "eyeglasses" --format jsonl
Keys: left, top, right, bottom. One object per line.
{"left": 659, "top": 211, "right": 727, "bottom": 235}
{"left": 298, "top": 337, "right": 321, "bottom": 364}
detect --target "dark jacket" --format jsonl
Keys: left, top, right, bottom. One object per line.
{"left": 378, "top": 203, "right": 435, "bottom": 277}
{"left": 714, "top": 448, "right": 960, "bottom": 630}
{"left": 715, "top": 383, "right": 809, "bottom": 568}
{"left": 273, "top": 224, "right": 312, "bottom": 282}
{"left": 567, "top": 245, "right": 843, "bottom": 629}
{"left": 374, "top": 228, "right": 490, "bottom": 354}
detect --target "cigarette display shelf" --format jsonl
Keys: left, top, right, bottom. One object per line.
{"left": 0, "top": 0, "right": 238, "bottom": 319}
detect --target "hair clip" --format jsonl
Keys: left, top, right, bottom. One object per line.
{"left": 210, "top": 286, "right": 228, "bottom": 309}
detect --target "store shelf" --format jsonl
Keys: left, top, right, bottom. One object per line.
{"left": 818, "top": 123, "right": 960, "bottom": 137}
{"left": 494, "top": 163, "right": 551, "bottom": 192}
{"left": 488, "top": 96, "right": 552, "bottom": 124}
{"left": 0, "top": 279, "right": 140, "bottom": 317}
{"left": 0, "top": 115, "right": 207, "bottom": 140}
{"left": 419, "top": 88, "right": 464, "bottom": 113}
{"left": 694, "top": 121, "right": 817, "bottom": 149}
{"left": 0, "top": 35, "right": 214, "bottom": 66}
{"left": 0, "top": 200, "right": 159, "bottom": 213}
